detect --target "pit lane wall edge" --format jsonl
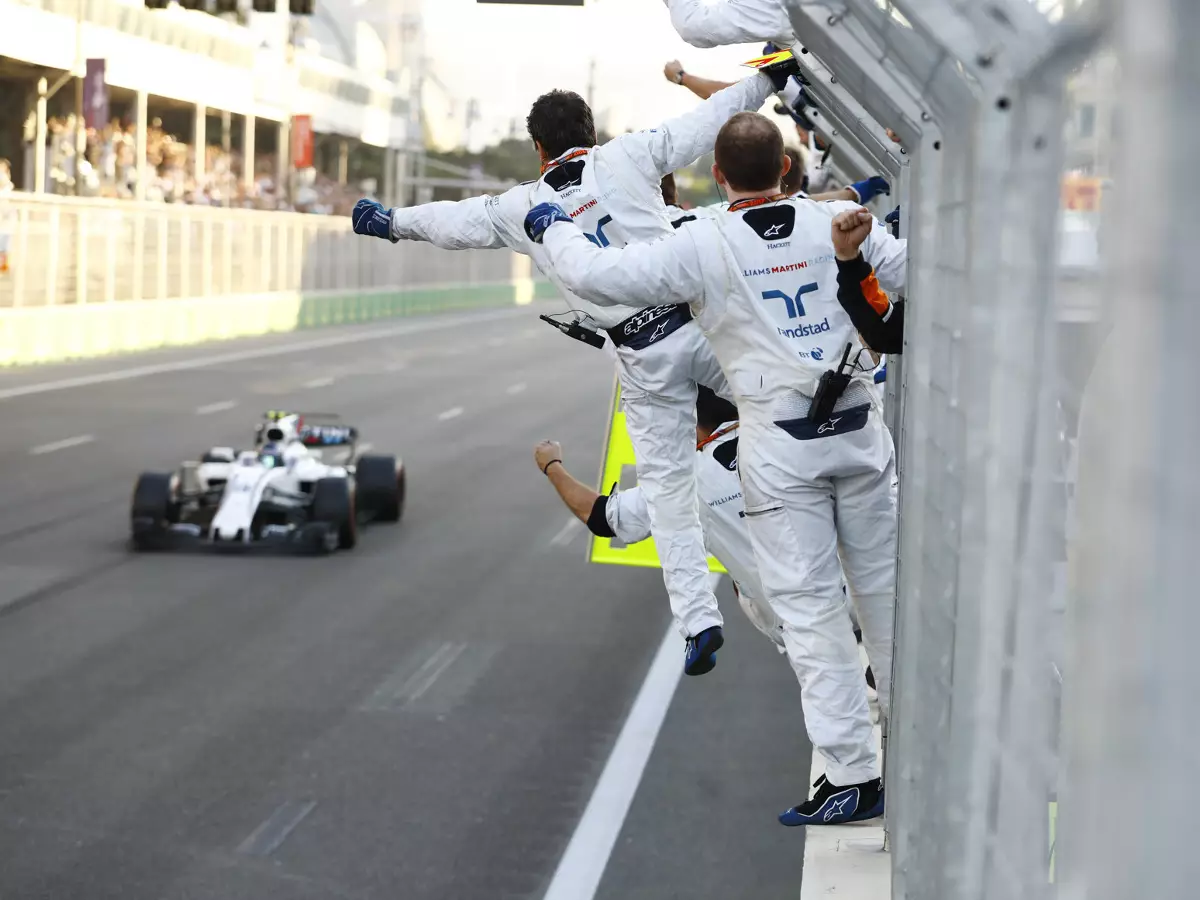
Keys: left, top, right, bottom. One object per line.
{"left": 0, "top": 278, "right": 558, "bottom": 368}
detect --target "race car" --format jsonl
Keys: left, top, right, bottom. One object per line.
{"left": 129, "top": 411, "right": 405, "bottom": 553}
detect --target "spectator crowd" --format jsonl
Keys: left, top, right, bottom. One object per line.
{"left": 33, "top": 114, "right": 364, "bottom": 216}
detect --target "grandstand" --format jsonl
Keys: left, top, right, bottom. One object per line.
{"left": 0, "top": 0, "right": 426, "bottom": 209}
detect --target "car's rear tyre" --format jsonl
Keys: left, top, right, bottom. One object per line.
{"left": 356, "top": 454, "right": 404, "bottom": 523}
{"left": 311, "top": 477, "right": 357, "bottom": 550}
{"left": 131, "top": 472, "right": 177, "bottom": 550}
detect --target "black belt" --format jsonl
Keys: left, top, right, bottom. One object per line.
{"left": 606, "top": 304, "right": 692, "bottom": 351}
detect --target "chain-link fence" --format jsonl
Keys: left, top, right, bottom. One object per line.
{"left": 777, "top": 0, "right": 1199, "bottom": 897}
{"left": 0, "top": 192, "right": 518, "bottom": 308}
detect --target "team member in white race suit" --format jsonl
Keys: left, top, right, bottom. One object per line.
{"left": 534, "top": 387, "right": 789, "bottom": 651}
{"left": 663, "top": 0, "right": 796, "bottom": 51}
{"left": 351, "top": 63, "right": 800, "bottom": 676}
{"left": 525, "top": 112, "right": 905, "bottom": 826}
{"left": 533, "top": 386, "right": 872, "bottom": 685}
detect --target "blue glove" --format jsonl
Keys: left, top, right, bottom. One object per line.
{"left": 761, "top": 53, "right": 801, "bottom": 92}
{"left": 352, "top": 198, "right": 397, "bottom": 242}
{"left": 763, "top": 42, "right": 779, "bottom": 56}
{"left": 849, "top": 176, "right": 891, "bottom": 205}
{"left": 524, "top": 202, "right": 573, "bottom": 245}
{"left": 885, "top": 205, "right": 901, "bottom": 238}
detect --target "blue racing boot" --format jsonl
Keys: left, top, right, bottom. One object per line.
{"left": 683, "top": 625, "right": 724, "bottom": 676}
{"left": 779, "top": 774, "right": 885, "bottom": 826}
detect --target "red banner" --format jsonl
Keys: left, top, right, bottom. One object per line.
{"left": 291, "top": 115, "right": 314, "bottom": 169}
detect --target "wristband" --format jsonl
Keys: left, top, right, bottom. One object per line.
{"left": 675, "top": 69, "right": 686, "bottom": 85}
{"left": 542, "top": 459, "right": 563, "bottom": 475}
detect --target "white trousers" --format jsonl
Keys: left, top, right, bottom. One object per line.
{"left": 616, "top": 321, "right": 730, "bottom": 638}
{"left": 739, "top": 410, "right": 897, "bottom": 786}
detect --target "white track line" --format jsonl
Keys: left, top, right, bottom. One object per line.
{"left": 29, "top": 434, "right": 95, "bottom": 456}
{"left": 237, "top": 800, "right": 318, "bottom": 857}
{"left": 437, "top": 407, "right": 464, "bottom": 422}
{"left": 405, "top": 643, "right": 467, "bottom": 705}
{"left": 195, "top": 400, "right": 237, "bottom": 416}
{"left": 549, "top": 517, "right": 584, "bottom": 547}
{"left": 303, "top": 376, "right": 335, "bottom": 389}
{"left": 540, "top": 604, "right": 699, "bottom": 900}
{"left": 0, "top": 307, "right": 528, "bottom": 402}
{"left": 506, "top": 382, "right": 528, "bottom": 395}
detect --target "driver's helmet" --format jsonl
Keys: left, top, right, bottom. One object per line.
{"left": 259, "top": 442, "right": 286, "bottom": 469}
{"left": 263, "top": 413, "right": 301, "bottom": 444}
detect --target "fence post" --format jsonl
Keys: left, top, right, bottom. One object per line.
{"left": 45, "top": 206, "right": 60, "bottom": 306}
{"left": 75, "top": 207, "right": 87, "bottom": 305}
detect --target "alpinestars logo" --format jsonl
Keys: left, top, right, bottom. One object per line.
{"left": 823, "top": 792, "right": 856, "bottom": 822}
{"left": 817, "top": 417, "right": 842, "bottom": 435}
{"left": 648, "top": 322, "right": 669, "bottom": 343}
{"left": 623, "top": 305, "right": 675, "bottom": 335}
{"left": 777, "top": 317, "right": 831, "bottom": 339}
{"left": 764, "top": 223, "right": 785, "bottom": 237}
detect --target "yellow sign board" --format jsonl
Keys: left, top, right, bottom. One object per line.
{"left": 588, "top": 379, "right": 726, "bottom": 575}
{"left": 741, "top": 48, "right": 796, "bottom": 70}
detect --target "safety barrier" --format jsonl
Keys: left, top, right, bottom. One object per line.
{"left": 0, "top": 193, "right": 539, "bottom": 366}
{"left": 773, "top": 0, "right": 1174, "bottom": 897}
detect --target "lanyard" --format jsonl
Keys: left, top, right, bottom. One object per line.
{"left": 696, "top": 422, "right": 739, "bottom": 451}
{"left": 726, "top": 194, "right": 789, "bottom": 213}
{"left": 540, "top": 148, "right": 590, "bottom": 175}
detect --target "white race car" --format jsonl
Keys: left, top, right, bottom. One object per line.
{"left": 130, "top": 411, "right": 405, "bottom": 553}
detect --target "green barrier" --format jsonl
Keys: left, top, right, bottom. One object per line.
{"left": 0, "top": 280, "right": 532, "bottom": 368}
{"left": 295, "top": 283, "right": 520, "bottom": 331}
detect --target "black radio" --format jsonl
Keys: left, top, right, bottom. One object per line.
{"left": 539, "top": 315, "right": 606, "bottom": 350}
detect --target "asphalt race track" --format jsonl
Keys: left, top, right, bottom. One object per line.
{"left": 0, "top": 303, "right": 812, "bottom": 900}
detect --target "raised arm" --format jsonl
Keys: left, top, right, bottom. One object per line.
{"left": 527, "top": 205, "right": 707, "bottom": 310}
{"left": 664, "top": 60, "right": 736, "bottom": 102}
{"left": 823, "top": 201, "right": 908, "bottom": 292}
{"left": 534, "top": 441, "right": 653, "bottom": 544}
{"left": 835, "top": 254, "right": 906, "bottom": 355}
{"left": 831, "top": 208, "right": 905, "bottom": 353}
{"left": 390, "top": 194, "right": 513, "bottom": 251}
{"left": 352, "top": 188, "right": 525, "bottom": 251}
{"left": 614, "top": 73, "right": 777, "bottom": 180}
{"left": 664, "top": 0, "right": 795, "bottom": 50}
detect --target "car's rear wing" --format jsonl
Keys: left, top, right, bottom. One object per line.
{"left": 257, "top": 412, "right": 359, "bottom": 448}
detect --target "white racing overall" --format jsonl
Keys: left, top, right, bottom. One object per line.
{"left": 541, "top": 194, "right": 905, "bottom": 785}
{"left": 390, "top": 74, "right": 776, "bottom": 640}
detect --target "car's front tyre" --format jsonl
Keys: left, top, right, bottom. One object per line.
{"left": 130, "top": 472, "right": 178, "bottom": 551}
{"left": 311, "top": 477, "right": 357, "bottom": 550}
{"left": 355, "top": 454, "right": 404, "bottom": 523}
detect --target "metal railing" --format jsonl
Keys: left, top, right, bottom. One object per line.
{"left": 775, "top": 1, "right": 1184, "bottom": 897}
{"left": 0, "top": 192, "right": 517, "bottom": 309}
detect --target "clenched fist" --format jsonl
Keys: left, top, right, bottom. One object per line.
{"left": 664, "top": 60, "right": 685, "bottom": 85}
{"left": 534, "top": 440, "right": 564, "bottom": 475}
{"left": 832, "top": 208, "right": 875, "bottom": 261}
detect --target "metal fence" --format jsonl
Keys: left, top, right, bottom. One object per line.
{"left": 0, "top": 193, "right": 518, "bottom": 308}
{"left": 776, "top": 0, "right": 1194, "bottom": 897}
